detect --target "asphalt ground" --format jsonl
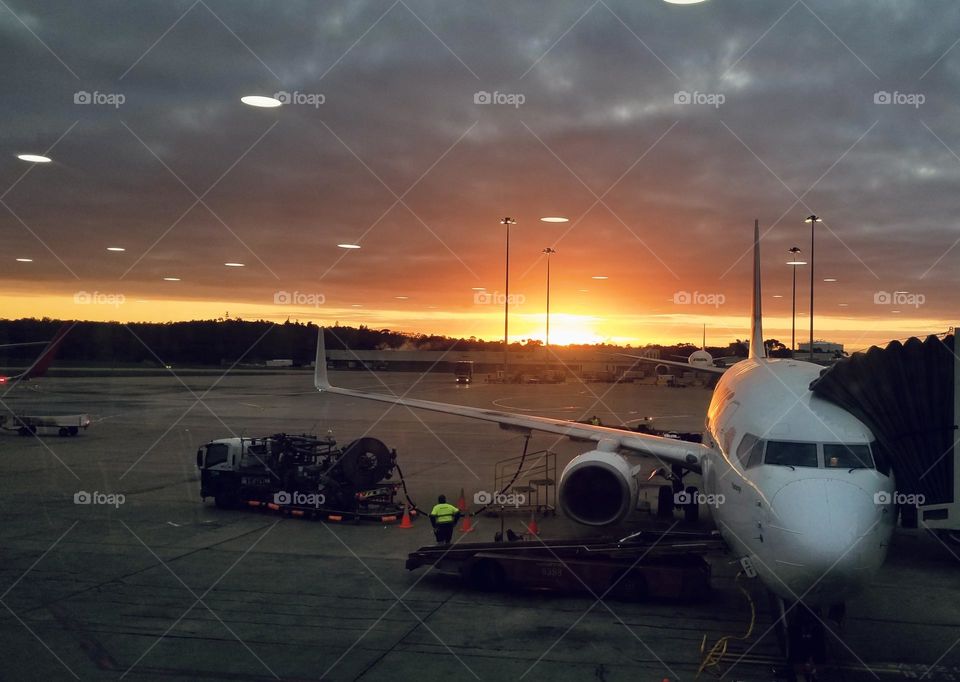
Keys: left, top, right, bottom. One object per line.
{"left": 0, "top": 371, "right": 958, "bottom": 681}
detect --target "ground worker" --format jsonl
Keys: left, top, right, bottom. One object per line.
{"left": 429, "top": 494, "right": 462, "bottom": 544}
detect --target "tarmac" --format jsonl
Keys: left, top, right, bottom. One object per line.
{"left": 0, "top": 371, "right": 958, "bottom": 681}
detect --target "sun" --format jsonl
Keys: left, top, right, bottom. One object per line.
{"left": 512, "top": 313, "right": 606, "bottom": 346}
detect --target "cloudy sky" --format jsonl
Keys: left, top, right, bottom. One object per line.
{"left": 1, "top": 0, "right": 959, "bottom": 348}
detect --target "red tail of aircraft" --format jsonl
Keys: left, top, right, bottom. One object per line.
{"left": 0, "top": 324, "right": 71, "bottom": 384}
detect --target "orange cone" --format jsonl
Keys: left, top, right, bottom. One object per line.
{"left": 456, "top": 487, "right": 467, "bottom": 512}
{"left": 398, "top": 504, "right": 414, "bottom": 529}
{"left": 526, "top": 511, "right": 539, "bottom": 536}
{"left": 459, "top": 513, "right": 474, "bottom": 533}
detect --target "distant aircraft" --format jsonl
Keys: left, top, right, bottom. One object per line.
{"left": 652, "top": 324, "right": 734, "bottom": 374}
{"left": 314, "top": 223, "right": 894, "bottom": 662}
{"left": 670, "top": 324, "right": 715, "bottom": 368}
{"left": 0, "top": 324, "right": 71, "bottom": 384}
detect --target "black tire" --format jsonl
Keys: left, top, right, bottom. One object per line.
{"left": 683, "top": 486, "right": 699, "bottom": 523}
{"left": 468, "top": 559, "right": 506, "bottom": 592}
{"left": 787, "top": 604, "right": 826, "bottom": 664}
{"left": 657, "top": 485, "right": 674, "bottom": 518}
{"left": 59, "top": 427, "right": 69, "bottom": 437}
{"left": 68, "top": 426, "right": 79, "bottom": 436}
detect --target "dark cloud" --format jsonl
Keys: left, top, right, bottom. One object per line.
{"left": 2, "top": 0, "right": 959, "bottom": 340}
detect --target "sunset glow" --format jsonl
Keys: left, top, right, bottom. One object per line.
{"left": 1, "top": 3, "right": 956, "bottom": 359}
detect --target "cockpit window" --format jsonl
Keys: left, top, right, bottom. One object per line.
{"left": 823, "top": 443, "right": 873, "bottom": 469}
{"left": 764, "top": 441, "right": 818, "bottom": 468}
{"left": 737, "top": 433, "right": 765, "bottom": 468}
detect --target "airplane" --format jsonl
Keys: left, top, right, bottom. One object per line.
{"left": 672, "top": 324, "right": 716, "bottom": 369}
{"left": 313, "top": 222, "right": 895, "bottom": 662}
{"left": 0, "top": 324, "right": 72, "bottom": 385}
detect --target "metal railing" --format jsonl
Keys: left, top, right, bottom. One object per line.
{"left": 489, "top": 448, "right": 556, "bottom": 515}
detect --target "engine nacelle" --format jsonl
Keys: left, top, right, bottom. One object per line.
{"left": 558, "top": 449, "right": 638, "bottom": 526}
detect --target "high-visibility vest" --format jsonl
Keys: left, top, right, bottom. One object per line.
{"left": 430, "top": 503, "right": 459, "bottom": 524}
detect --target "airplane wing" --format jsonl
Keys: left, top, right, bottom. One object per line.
{"left": 314, "top": 330, "right": 709, "bottom": 471}
{"left": 617, "top": 353, "right": 727, "bottom": 375}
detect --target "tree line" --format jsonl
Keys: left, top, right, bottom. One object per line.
{"left": 0, "top": 318, "right": 750, "bottom": 367}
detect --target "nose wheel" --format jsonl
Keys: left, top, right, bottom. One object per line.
{"left": 772, "top": 596, "right": 828, "bottom": 679}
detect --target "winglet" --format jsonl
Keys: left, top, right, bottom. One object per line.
{"left": 315, "top": 327, "right": 330, "bottom": 391}
{"left": 749, "top": 219, "right": 766, "bottom": 360}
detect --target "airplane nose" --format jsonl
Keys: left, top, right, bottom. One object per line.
{"left": 766, "top": 478, "right": 882, "bottom": 603}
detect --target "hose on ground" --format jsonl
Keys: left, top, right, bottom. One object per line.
{"left": 696, "top": 570, "right": 756, "bottom": 678}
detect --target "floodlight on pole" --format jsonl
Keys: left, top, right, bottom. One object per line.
{"left": 804, "top": 215, "right": 821, "bottom": 359}
{"left": 787, "top": 246, "right": 806, "bottom": 353}
{"left": 500, "top": 217, "right": 516, "bottom": 376}
{"left": 542, "top": 247, "right": 556, "bottom": 352}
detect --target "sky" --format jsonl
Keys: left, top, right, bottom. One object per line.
{"left": 1, "top": 0, "right": 959, "bottom": 350}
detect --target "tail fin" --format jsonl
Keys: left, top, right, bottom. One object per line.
{"left": 749, "top": 220, "right": 766, "bottom": 360}
{"left": 315, "top": 327, "right": 330, "bottom": 391}
{"left": 16, "top": 323, "right": 71, "bottom": 380}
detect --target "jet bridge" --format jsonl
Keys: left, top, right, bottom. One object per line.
{"left": 809, "top": 332, "right": 959, "bottom": 540}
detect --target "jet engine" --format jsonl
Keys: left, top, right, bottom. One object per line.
{"left": 558, "top": 449, "right": 638, "bottom": 525}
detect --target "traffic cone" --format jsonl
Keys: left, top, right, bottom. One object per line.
{"left": 459, "top": 513, "right": 474, "bottom": 533}
{"left": 526, "top": 511, "right": 539, "bottom": 536}
{"left": 398, "top": 504, "right": 414, "bottom": 529}
{"left": 456, "top": 487, "right": 467, "bottom": 512}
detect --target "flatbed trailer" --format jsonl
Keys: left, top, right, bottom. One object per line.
{"left": 0, "top": 413, "right": 91, "bottom": 437}
{"left": 241, "top": 483, "right": 406, "bottom": 522}
{"left": 407, "top": 530, "right": 724, "bottom": 601}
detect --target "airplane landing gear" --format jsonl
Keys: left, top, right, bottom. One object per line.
{"left": 651, "top": 464, "right": 700, "bottom": 522}
{"left": 657, "top": 484, "right": 674, "bottom": 518}
{"left": 683, "top": 485, "right": 700, "bottom": 523}
{"left": 773, "top": 596, "right": 828, "bottom": 680}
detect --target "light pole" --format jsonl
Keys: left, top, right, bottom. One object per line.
{"left": 542, "top": 248, "right": 556, "bottom": 352}
{"left": 500, "top": 217, "right": 516, "bottom": 376}
{"left": 786, "top": 247, "right": 806, "bottom": 354}
{"left": 804, "top": 215, "right": 821, "bottom": 360}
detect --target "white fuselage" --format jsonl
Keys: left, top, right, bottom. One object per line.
{"left": 695, "top": 357, "right": 895, "bottom": 606}
{"left": 688, "top": 349, "right": 714, "bottom": 367}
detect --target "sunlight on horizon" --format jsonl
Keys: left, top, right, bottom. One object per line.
{"left": 0, "top": 290, "right": 949, "bottom": 352}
